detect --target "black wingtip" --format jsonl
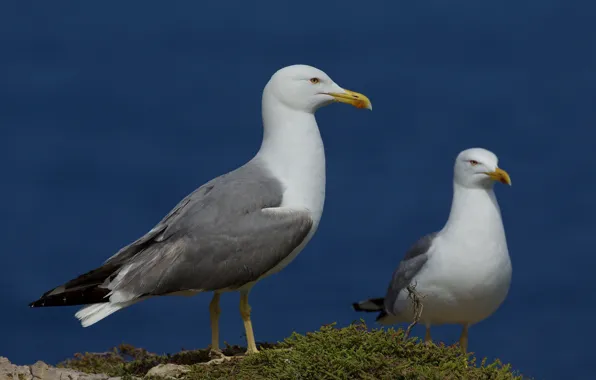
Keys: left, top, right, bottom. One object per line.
{"left": 29, "top": 299, "right": 45, "bottom": 308}
{"left": 28, "top": 287, "right": 110, "bottom": 308}
{"left": 352, "top": 297, "right": 385, "bottom": 313}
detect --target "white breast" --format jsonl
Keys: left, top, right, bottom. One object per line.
{"left": 253, "top": 104, "right": 326, "bottom": 279}
{"left": 415, "top": 235, "right": 512, "bottom": 325}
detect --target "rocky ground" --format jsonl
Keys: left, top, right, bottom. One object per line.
{"left": 0, "top": 357, "right": 192, "bottom": 380}
{"left": 1, "top": 356, "right": 116, "bottom": 380}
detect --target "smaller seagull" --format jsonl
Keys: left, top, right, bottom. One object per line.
{"left": 353, "top": 148, "right": 512, "bottom": 353}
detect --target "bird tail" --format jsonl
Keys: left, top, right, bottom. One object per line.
{"left": 75, "top": 300, "right": 139, "bottom": 327}
{"left": 352, "top": 297, "right": 385, "bottom": 312}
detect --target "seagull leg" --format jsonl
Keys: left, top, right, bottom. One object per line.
{"left": 209, "top": 292, "right": 222, "bottom": 355}
{"left": 424, "top": 326, "right": 432, "bottom": 344}
{"left": 240, "top": 290, "right": 259, "bottom": 354}
{"left": 459, "top": 324, "right": 469, "bottom": 353}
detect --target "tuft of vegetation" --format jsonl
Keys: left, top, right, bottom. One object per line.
{"left": 59, "top": 321, "right": 525, "bottom": 379}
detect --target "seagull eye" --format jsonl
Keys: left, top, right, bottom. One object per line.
{"left": 309, "top": 78, "right": 320, "bottom": 84}
{"left": 469, "top": 160, "right": 479, "bottom": 166}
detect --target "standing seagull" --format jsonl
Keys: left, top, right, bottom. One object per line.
{"left": 353, "top": 148, "right": 512, "bottom": 353}
{"left": 30, "top": 64, "right": 372, "bottom": 355}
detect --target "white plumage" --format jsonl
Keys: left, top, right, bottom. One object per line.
{"left": 354, "top": 147, "right": 512, "bottom": 352}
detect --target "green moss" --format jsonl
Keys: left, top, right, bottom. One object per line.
{"left": 60, "top": 321, "right": 525, "bottom": 379}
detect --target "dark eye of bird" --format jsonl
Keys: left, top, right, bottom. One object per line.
{"left": 309, "top": 78, "right": 320, "bottom": 84}
{"left": 469, "top": 160, "right": 479, "bottom": 166}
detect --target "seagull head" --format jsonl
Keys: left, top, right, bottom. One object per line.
{"left": 453, "top": 148, "right": 511, "bottom": 189}
{"left": 264, "top": 64, "right": 372, "bottom": 113}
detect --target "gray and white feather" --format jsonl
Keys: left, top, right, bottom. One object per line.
{"left": 106, "top": 160, "right": 314, "bottom": 301}
{"left": 30, "top": 64, "right": 372, "bottom": 354}
{"left": 382, "top": 232, "right": 437, "bottom": 318}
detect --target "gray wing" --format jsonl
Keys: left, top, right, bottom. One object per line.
{"left": 30, "top": 159, "right": 314, "bottom": 308}
{"left": 383, "top": 232, "right": 437, "bottom": 315}
{"left": 106, "top": 159, "right": 314, "bottom": 299}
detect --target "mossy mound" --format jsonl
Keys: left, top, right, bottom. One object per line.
{"left": 59, "top": 322, "right": 524, "bottom": 379}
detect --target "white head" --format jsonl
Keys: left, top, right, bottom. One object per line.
{"left": 263, "top": 64, "right": 372, "bottom": 113}
{"left": 454, "top": 148, "right": 512, "bottom": 189}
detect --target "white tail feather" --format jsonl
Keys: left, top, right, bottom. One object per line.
{"left": 75, "top": 300, "right": 138, "bottom": 327}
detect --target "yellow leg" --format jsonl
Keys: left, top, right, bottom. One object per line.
{"left": 459, "top": 324, "right": 469, "bottom": 353}
{"left": 209, "top": 292, "right": 221, "bottom": 352}
{"left": 240, "top": 290, "right": 259, "bottom": 354}
{"left": 424, "top": 326, "right": 432, "bottom": 344}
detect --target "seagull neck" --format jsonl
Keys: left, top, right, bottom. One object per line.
{"left": 255, "top": 99, "right": 326, "bottom": 218}
{"left": 259, "top": 104, "right": 321, "bottom": 153}
{"left": 442, "top": 182, "right": 505, "bottom": 238}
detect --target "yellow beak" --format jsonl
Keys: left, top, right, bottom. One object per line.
{"left": 485, "top": 168, "right": 512, "bottom": 185}
{"left": 326, "top": 89, "right": 372, "bottom": 110}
